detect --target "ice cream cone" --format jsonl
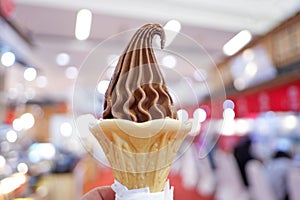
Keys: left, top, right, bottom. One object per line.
{"left": 89, "top": 118, "right": 192, "bottom": 192}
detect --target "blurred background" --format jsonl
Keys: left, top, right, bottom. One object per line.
{"left": 1, "top": 0, "right": 300, "bottom": 199}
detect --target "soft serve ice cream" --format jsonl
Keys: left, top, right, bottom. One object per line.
{"left": 89, "top": 24, "right": 192, "bottom": 198}
{"left": 102, "top": 24, "right": 177, "bottom": 122}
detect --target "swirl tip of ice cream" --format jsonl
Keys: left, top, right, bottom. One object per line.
{"left": 102, "top": 23, "right": 177, "bottom": 122}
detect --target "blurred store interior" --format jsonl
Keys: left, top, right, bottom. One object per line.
{"left": 1, "top": 0, "right": 300, "bottom": 199}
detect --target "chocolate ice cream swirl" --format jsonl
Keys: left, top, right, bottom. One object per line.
{"left": 102, "top": 24, "right": 177, "bottom": 122}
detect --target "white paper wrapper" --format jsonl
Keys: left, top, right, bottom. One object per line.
{"left": 111, "top": 180, "right": 174, "bottom": 200}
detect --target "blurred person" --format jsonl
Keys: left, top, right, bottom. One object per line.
{"left": 233, "top": 135, "right": 255, "bottom": 187}
{"left": 265, "top": 150, "right": 292, "bottom": 200}
{"left": 81, "top": 186, "right": 115, "bottom": 200}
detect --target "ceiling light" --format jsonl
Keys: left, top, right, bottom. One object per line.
{"left": 242, "top": 49, "right": 255, "bottom": 61}
{"left": 6, "top": 130, "right": 17, "bottom": 143}
{"left": 60, "top": 122, "right": 73, "bottom": 137}
{"left": 36, "top": 76, "right": 48, "bottom": 88}
{"left": 17, "top": 163, "right": 28, "bottom": 174}
{"left": 75, "top": 9, "right": 92, "bottom": 40}
{"left": 20, "top": 113, "right": 35, "bottom": 130}
{"left": 12, "top": 118, "right": 23, "bottom": 131}
{"left": 165, "top": 19, "right": 181, "bottom": 32}
{"left": 156, "top": 19, "right": 181, "bottom": 48}
{"left": 223, "top": 108, "right": 235, "bottom": 120}
{"left": 97, "top": 80, "right": 110, "bottom": 95}
{"left": 282, "top": 115, "right": 298, "bottom": 130}
{"left": 56, "top": 53, "right": 70, "bottom": 66}
{"left": 162, "top": 55, "right": 177, "bottom": 68}
{"left": 177, "top": 109, "right": 188, "bottom": 122}
{"left": 1, "top": 51, "right": 15, "bottom": 67}
{"left": 65, "top": 66, "right": 78, "bottom": 79}
{"left": 164, "top": 20, "right": 181, "bottom": 47}
{"left": 223, "top": 99, "right": 235, "bottom": 110}
{"left": 245, "top": 62, "right": 258, "bottom": 76}
{"left": 193, "top": 108, "right": 207, "bottom": 123}
{"left": 223, "top": 30, "right": 252, "bottom": 56}
{"left": 24, "top": 67, "right": 37, "bottom": 81}
{"left": 233, "top": 78, "right": 247, "bottom": 91}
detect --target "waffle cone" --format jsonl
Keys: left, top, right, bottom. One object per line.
{"left": 89, "top": 118, "right": 192, "bottom": 192}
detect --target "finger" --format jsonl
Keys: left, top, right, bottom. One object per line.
{"left": 96, "top": 186, "right": 115, "bottom": 199}
{"left": 81, "top": 186, "right": 115, "bottom": 200}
